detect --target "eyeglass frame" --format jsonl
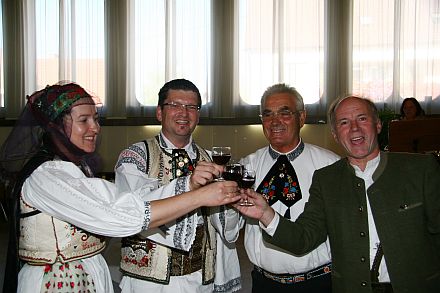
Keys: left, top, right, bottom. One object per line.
{"left": 162, "top": 102, "right": 201, "bottom": 112}
{"left": 259, "top": 109, "right": 303, "bottom": 121}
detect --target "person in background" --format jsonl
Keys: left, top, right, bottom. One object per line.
{"left": 115, "top": 78, "right": 241, "bottom": 293}
{"left": 234, "top": 83, "right": 339, "bottom": 293}
{"left": 399, "top": 97, "right": 425, "bottom": 120}
{"left": 0, "top": 82, "right": 240, "bottom": 293}
{"left": 237, "top": 95, "right": 440, "bottom": 293}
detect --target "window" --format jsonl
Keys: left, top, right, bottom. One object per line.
{"left": 2, "top": 1, "right": 439, "bottom": 122}
{"left": 238, "top": 0, "right": 324, "bottom": 106}
{"left": 352, "top": 0, "right": 440, "bottom": 114}
{"left": 25, "top": 0, "right": 105, "bottom": 102}
{"left": 352, "top": 0, "right": 394, "bottom": 100}
{"left": 129, "top": 0, "right": 211, "bottom": 107}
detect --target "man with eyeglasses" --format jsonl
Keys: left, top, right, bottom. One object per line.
{"left": 114, "top": 79, "right": 241, "bottom": 293}
{"left": 237, "top": 96, "right": 440, "bottom": 293}
{"left": 236, "top": 83, "right": 339, "bottom": 293}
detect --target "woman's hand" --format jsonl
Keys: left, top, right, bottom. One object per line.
{"left": 149, "top": 179, "right": 239, "bottom": 228}
{"left": 195, "top": 180, "right": 240, "bottom": 207}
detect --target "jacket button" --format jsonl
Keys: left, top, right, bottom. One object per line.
{"left": 400, "top": 204, "right": 408, "bottom": 209}
{"left": 357, "top": 183, "right": 362, "bottom": 187}
{"left": 360, "top": 231, "right": 366, "bottom": 237}
{"left": 360, "top": 256, "right": 366, "bottom": 262}
{"left": 358, "top": 206, "right": 363, "bottom": 212}
{"left": 361, "top": 281, "right": 367, "bottom": 286}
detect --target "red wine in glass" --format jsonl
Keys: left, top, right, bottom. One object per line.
{"left": 212, "top": 154, "right": 232, "bottom": 165}
{"left": 240, "top": 169, "right": 256, "bottom": 206}
{"left": 240, "top": 176, "right": 256, "bottom": 189}
{"left": 223, "top": 164, "right": 243, "bottom": 182}
{"left": 222, "top": 172, "right": 241, "bottom": 182}
{"left": 212, "top": 146, "right": 232, "bottom": 180}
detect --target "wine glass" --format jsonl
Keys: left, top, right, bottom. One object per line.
{"left": 222, "top": 163, "right": 243, "bottom": 183}
{"left": 240, "top": 169, "right": 256, "bottom": 206}
{"left": 212, "top": 146, "right": 231, "bottom": 180}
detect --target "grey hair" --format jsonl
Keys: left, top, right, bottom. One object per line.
{"left": 328, "top": 95, "right": 379, "bottom": 132}
{"left": 260, "top": 83, "right": 305, "bottom": 112}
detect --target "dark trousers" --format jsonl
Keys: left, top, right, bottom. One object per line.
{"left": 251, "top": 268, "right": 332, "bottom": 293}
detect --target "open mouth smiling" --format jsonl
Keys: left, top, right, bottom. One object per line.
{"left": 350, "top": 136, "right": 364, "bottom": 145}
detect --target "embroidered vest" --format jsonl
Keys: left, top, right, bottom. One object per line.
{"left": 120, "top": 136, "right": 216, "bottom": 284}
{"left": 19, "top": 197, "right": 106, "bottom": 265}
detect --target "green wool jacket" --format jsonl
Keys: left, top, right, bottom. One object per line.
{"left": 263, "top": 152, "right": 440, "bottom": 293}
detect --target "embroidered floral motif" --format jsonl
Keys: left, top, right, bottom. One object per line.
{"left": 256, "top": 154, "right": 302, "bottom": 219}
{"left": 172, "top": 149, "right": 195, "bottom": 178}
{"left": 121, "top": 239, "right": 156, "bottom": 269}
{"left": 40, "top": 261, "right": 96, "bottom": 293}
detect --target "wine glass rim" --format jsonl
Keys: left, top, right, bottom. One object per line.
{"left": 243, "top": 168, "right": 255, "bottom": 174}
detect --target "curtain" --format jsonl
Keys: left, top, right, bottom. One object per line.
{"left": 352, "top": 0, "right": 440, "bottom": 114}
{"left": 0, "top": 4, "right": 3, "bottom": 109}
{"left": 1, "top": 0, "right": 26, "bottom": 118}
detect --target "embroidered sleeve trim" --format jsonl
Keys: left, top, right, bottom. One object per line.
{"left": 141, "top": 201, "right": 151, "bottom": 230}
{"left": 173, "top": 176, "right": 196, "bottom": 250}
{"left": 115, "top": 144, "right": 148, "bottom": 173}
{"left": 219, "top": 205, "right": 226, "bottom": 236}
{"left": 213, "top": 277, "right": 242, "bottom": 293}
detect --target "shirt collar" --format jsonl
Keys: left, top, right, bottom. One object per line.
{"left": 159, "top": 132, "right": 196, "bottom": 158}
{"left": 352, "top": 153, "right": 381, "bottom": 179}
{"left": 268, "top": 139, "right": 304, "bottom": 161}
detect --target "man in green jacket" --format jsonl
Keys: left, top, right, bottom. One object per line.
{"left": 236, "top": 96, "right": 440, "bottom": 293}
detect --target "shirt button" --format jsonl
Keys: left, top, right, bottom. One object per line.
{"left": 360, "top": 256, "right": 366, "bottom": 262}
{"left": 360, "top": 231, "right": 366, "bottom": 237}
{"left": 361, "top": 281, "right": 367, "bottom": 287}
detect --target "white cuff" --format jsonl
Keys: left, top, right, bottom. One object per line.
{"left": 259, "top": 212, "right": 280, "bottom": 236}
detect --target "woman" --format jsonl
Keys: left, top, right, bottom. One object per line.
{"left": 0, "top": 83, "right": 240, "bottom": 293}
{"left": 400, "top": 97, "right": 425, "bottom": 120}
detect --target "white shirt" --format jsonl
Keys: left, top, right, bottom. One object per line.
{"left": 18, "top": 160, "right": 154, "bottom": 293}
{"left": 240, "top": 141, "right": 339, "bottom": 274}
{"left": 352, "top": 154, "right": 390, "bottom": 283}
{"left": 115, "top": 133, "right": 241, "bottom": 293}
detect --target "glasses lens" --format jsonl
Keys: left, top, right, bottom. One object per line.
{"left": 164, "top": 102, "right": 200, "bottom": 112}
{"left": 260, "top": 110, "right": 296, "bottom": 121}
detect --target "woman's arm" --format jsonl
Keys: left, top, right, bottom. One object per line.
{"left": 149, "top": 180, "right": 240, "bottom": 228}
{"left": 23, "top": 160, "right": 240, "bottom": 236}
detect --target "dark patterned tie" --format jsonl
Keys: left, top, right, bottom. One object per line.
{"left": 256, "top": 154, "right": 302, "bottom": 219}
{"left": 171, "top": 149, "right": 195, "bottom": 178}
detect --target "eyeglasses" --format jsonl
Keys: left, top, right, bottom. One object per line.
{"left": 259, "top": 109, "right": 302, "bottom": 121}
{"left": 163, "top": 102, "right": 201, "bottom": 112}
